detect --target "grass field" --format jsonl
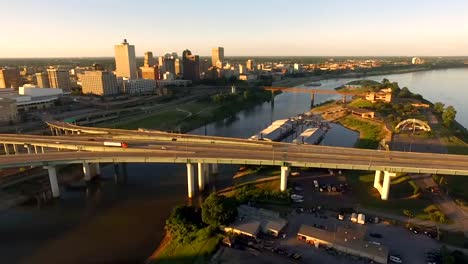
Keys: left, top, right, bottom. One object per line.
{"left": 338, "top": 115, "right": 386, "bottom": 149}
{"left": 346, "top": 171, "right": 436, "bottom": 219}
{"left": 153, "top": 235, "right": 221, "bottom": 264}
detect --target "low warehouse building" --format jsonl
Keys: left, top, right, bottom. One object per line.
{"left": 224, "top": 205, "right": 288, "bottom": 238}
{"left": 297, "top": 225, "right": 388, "bottom": 264}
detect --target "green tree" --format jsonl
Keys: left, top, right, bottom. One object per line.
{"left": 398, "top": 87, "right": 411, "bottom": 98}
{"left": 442, "top": 106, "right": 457, "bottom": 127}
{"left": 433, "top": 102, "right": 445, "bottom": 115}
{"left": 202, "top": 193, "right": 237, "bottom": 227}
{"left": 165, "top": 205, "right": 202, "bottom": 243}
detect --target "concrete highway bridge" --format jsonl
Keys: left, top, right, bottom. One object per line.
{"left": 263, "top": 86, "right": 366, "bottom": 106}
{"left": 1, "top": 121, "right": 468, "bottom": 201}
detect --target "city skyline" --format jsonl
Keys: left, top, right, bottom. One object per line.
{"left": 1, "top": 0, "right": 468, "bottom": 57}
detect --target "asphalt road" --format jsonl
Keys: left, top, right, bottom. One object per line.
{"left": 1, "top": 131, "right": 468, "bottom": 176}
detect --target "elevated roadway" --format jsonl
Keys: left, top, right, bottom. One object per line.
{"left": 1, "top": 122, "right": 468, "bottom": 200}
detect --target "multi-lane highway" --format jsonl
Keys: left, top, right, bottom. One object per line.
{"left": 1, "top": 130, "right": 468, "bottom": 175}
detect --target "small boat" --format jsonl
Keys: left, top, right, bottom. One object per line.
{"left": 293, "top": 199, "right": 304, "bottom": 203}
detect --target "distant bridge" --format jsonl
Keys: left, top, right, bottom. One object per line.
{"left": 263, "top": 86, "right": 366, "bottom": 106}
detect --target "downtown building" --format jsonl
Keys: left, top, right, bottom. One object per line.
{"left": 139, "top": 51, "right": 159, "bottom": 80}
{"left": 0, "top": 67, "right": 21, "bottom": 89}
{"left": 47, "top": 68, "right": 71, "bottom": 90}
{"left": 114, "top": 39, "right": 137, "bottom": 79}
{"left": 79, "top": 70, "right": 119, "bottom": 96}
{"left": 182, "top": 49, "right": 200, "bottom": 82}
{"left": 211, "top": 47, "right": 224, "bottom": 67}
{"left": 122, "top": 78, "right": 156, "bottom": 95}
{"left": 35, "top": 72, "right": 50, "bottom": 88}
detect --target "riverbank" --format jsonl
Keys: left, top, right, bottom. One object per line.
{"left": 116, "top": 87, "right": 274, "bottom": 132}
{"left": 274, "top": 65, "right": 468, "bottom": 88}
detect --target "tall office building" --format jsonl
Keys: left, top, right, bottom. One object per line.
{"left": 211, "top": 47, "right": 224, "bottom": 67}
{"left": 79, "top": 70, "right": 119, "bottom": 96}
{"left": 182, "top": 49, "right": 200, "bottom": 82}
{"left": 246, "top": 59, "right": 255, "bottom": 72}
{"left": 175, "top": 58, "right": 183, "bottom": 76}
{"left": 144, "top": 51, "right": 156, "bottom": 66}
{"left": 140, "top": 65, "right": 159, "bottom": 80}
{"left": 0, "top": 67, "right": 21, "bottom": 88}
{"left": 35, "top": 72, "right": 50, "bottom": 88}
{"left": 114, "top": 39, "right": 137, "bottom": 79}
{"left": 47, "top": 68, "right": 71, "bottom": 90}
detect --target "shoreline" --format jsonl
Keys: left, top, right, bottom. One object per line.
{"left": 145, "top": 67, "right": 468, "bottom": 262}
{"left": 274, "top": 65, "right": 468, "bottom": 88}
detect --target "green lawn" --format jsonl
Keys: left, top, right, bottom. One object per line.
{"left": 347, "top": 171, "right": 434, "bottom": 217}
{"left": 338, "top": 116, "right": 386, "bottom": 149}
{"left": 348, "top": 99, "right": 374, "bottom": 108}
{"left": 118, "top": 110, "right": 188, "bottom": 130}
{"left": 153, "top": 235, "right": 221, "bottom": 264}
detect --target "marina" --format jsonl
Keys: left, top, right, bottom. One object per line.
{"left": 250, "top": 113, "right": 330, "bottom": 145}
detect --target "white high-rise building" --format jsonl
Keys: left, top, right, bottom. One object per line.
{"left": 114, "top": 39, "right": 137, "bottom": 79}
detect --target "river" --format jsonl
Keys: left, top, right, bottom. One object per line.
{"left": 0, "top": 68, "right": 466, "bottom": 264}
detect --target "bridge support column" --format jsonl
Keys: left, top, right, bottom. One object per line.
{"left": 92, "top": 163, "right": 101, "bottom": 176}
{"left": 3, "top": 144, "right": 9, "bottom": 155}
{"left": 41, "top": 146, "right": 45, "bottom": 153}
{"left": 198, "top": 163, "right": 206, "bottom": 192}
{"left": 373, "top": 171, "right": 382, "bottom": 191}
{"left": 82, "top": 162, "right": 92, "bottom": 181}
{"left": 50, "top": 127, "right": 55, "bottom": 136}
{"left": 12, "top": 144, "right": 18, "bottom": 154}
{"left": 186, "top": 163, "right": 195, "bottom": 198}
{"left": 373, "top": 170, "right": 396, "bottom": 200}
{"left": 113, "top": 163, "right": 120, "bottom": 182}
{"left": 211, "top": 164, "right": 219, "bottom": 175}
{"left": 24, "top": 144, "right": 31, "bottom": 154}
{"left": 34, "top": 145, "right": 38, "bottom": 154}
{"left": 310, "top": 93, "right": 315, "bottom": 108}
{"left": 280, "top": 166, "right": 290, "bottom": 192}
{"left": 44, "top": 166, "right": 60, "bottom": 198}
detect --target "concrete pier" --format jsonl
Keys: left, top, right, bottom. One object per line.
{"left": 280, "top": 166, "right": 290, "bottom": 192}
{"left": 3, "top": 144, "right": 9, "bottom": 155}
{"left": 198, "top": 163, "right": 205, "bottom": 191}
{"left": 374, "top": 170, "right": 396, "bottom": 200}
{"left": 45, "top": 166, "right": 60, "bottom": 198}
{"left": 186, "top": 163, "right": 195, "bottom": 198}
{"left": 82, "top": 162, "right": 92, "bottom": 181}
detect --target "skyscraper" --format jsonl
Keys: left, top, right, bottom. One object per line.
{"left": 0, "top": 67, "right": 21, "bottom": 88}
{"left": 114, "top": 39, "right": 137, "bottom": 79}
{"left": 140, "top": 65, "right": 159, "bottom": 80}
{"left": 35, "top": 72, "right": 50, "bottom": 88}
{"left": 79, "top": 70, "right": 119, "bottom": 96}
{"left": 183, "top": 49, "right": 200, "bottom": 82}
{"left": 144, "top": 51, "right": 156, "bottom": 66}
{"left": 246, "top": 59, "right": 255, "bottom": 72}
{"left": 47, "top": 68, "right": 71, "bottom": 90}
{"left": 211, "top": 47, "right": 224, "bottom": 67}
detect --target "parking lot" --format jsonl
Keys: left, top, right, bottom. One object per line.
{"left": 279, "top": 206, "right": 442, "bottom": 264}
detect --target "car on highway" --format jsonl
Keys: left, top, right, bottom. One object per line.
{"left": 161, "top": 147, "right": 167, "bottom": 150}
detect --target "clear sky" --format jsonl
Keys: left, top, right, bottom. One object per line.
{"left": 2, "top": 0, "right": 468, "bottom": 57}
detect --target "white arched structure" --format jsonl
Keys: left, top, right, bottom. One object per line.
{"left": 395, "top": 119, "right": 431, "bottom": 132}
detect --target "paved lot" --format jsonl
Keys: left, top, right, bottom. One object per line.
{"left": 280, "top": 209, "right": 442, "bottom": 264}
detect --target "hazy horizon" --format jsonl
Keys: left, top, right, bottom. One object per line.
{"left": 2, "top": 0, "right": 468, "bottom": 57}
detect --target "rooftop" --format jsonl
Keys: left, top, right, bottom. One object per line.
{"left": 298, "top": 225, "right": 388, "bottom": 259}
